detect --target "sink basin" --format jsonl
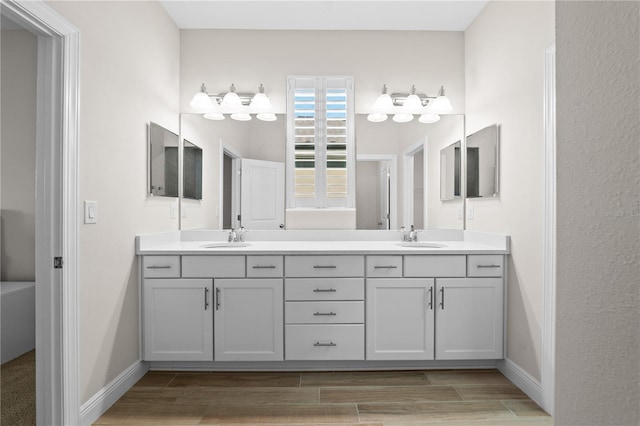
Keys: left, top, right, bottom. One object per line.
{"left": 201, "top": 242, "right": 251, "bottom": 249}
{"left": 396, "top": 242, "right": 446, "bottom": 248}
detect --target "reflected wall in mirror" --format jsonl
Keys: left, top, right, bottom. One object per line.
{"left": 179, "top": 113, "right": 286, "bottom": 230}
{"left": 148, "top": 122, "right": 179, "bottom": 198}
{"left": 183, "top": 140, "right": 203, "bottom": 200}
{"left": 179, "top": 113, "right": 464, "bottom": 231}
{"left": 355, "top": 114, "right": 464, "bottom": 230}
{"left": 466, "top": 123, "right": 499, "bottom": 198}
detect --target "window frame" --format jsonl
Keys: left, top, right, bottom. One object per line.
{"left": 286, "top": 76, "right": 355, "bottom": 209}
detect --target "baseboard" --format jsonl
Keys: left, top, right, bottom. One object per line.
{"left": 79, "top": 360, "right": 149, "bottom": 426}
{"left": 497, "top": 358, "right": 543, "bottom": 407}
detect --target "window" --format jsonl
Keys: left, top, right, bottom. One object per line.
{"left": 287, "top": 76, "right": 355, "bottom": 208}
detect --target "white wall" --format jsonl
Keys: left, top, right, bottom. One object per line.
{"left": 46, "top": 1, "right": 180, "bottom": 405}
{"left": 464, "top": 1, "right": 554, "bottom": 382}
{"left": 556, "top": 1, "right": 640, "bottom": 424}
{"left": 1, "top": 30, "right": 37, "bottom": 282}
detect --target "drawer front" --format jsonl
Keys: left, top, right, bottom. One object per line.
{"left": 467, "top": 255, "right": 504, "bottom": 277}
{"left": 404, "top": 255, "right": 466, "bottom": 277}
{"left": 285, "top": 255, "right": 364, "bottom": 277}
{"left": 182, "top": 256, "right": 245, "bottom": 278}
{"left": 247, "top": 256, "right": 284, "bottom": 278}
{"left": 285, "top": 278, "right": 364, "bottom": 301}
{"left": 366, "top": 255, "right": 403, "bottom": 277}
{"left": 286, "top": 301, "right": 364, "bottom": 324}
{"left": 285, "top": 324, "right": 364, "bottom": 360}
{"left": 143, "top": 256, "right": 180, "bottom": 278}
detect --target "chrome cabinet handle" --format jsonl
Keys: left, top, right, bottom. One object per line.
{"left": 146, "top": 265, "right": 172, "bottom": 269}
{"left": 252, "top": 265, "right": 276, "bottom": 269}
{"left": 477, "top": 264, "right": 501, "bottom": 269}
{"left": 215, "top": 288, "right": 221, "bottom": 310}
{"left": 313, "top": 265, "right": 337, "bottom": 269}
{"left": 428, "top": 286, "right": 433, "bottom": 310}
{"left": 313, "top": 288, "right": 337, "bottom": 293}
{"left": 314, "top": 342, "right": 337, "bottom": 347}
{"left": 439, "top": 287, "right": 445, "bottom": 310}
{"left": 374, "top": 265, "right": 398, "bottom": 269}
{"left": 204, "top": 288, "right": 209, "bottom": 310}
{"left": 313, "top": 312, "right": 337, "bottom": 316}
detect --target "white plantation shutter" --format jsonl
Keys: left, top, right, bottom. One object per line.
{"left": 287, "top": 76, "right": 354, "bottom": 208}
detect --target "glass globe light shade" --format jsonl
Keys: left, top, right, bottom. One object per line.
{"left": 203, "top": 112, "right": 225, "bottom": 120}
{"left": 221, "top": 91, "right": 242, "bottom": 111}
{"left": 256, "top": 113, "right": 277, "bottom": 122}
{"left": 190, "top": 92, "right": 213, "bottom": 111}
{"left": 250, "top": 92, "right": 272, "bottom": 112}
{"left": 393, "top": 113, "right": 414, "bottom": 123}
{"left": 367, "top": 113, "right": 388, "bottom": 123}
{"left": 403, "top": 93, "right": 423, "bottom": 114}
{"left": 372, "top": 93, "right": 393, "bottom": 112}
{"left": 418, "top": 113, "right": 441, "bottom": 124}
{"left": 230, "top": 112, "right": 251, "bottom": 121}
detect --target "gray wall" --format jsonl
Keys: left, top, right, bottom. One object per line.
{"left": 1, "top": 30, "right": 37, "bottom": 282}
{"left": 556, "top": 1, "right": 640, "bottom": 424}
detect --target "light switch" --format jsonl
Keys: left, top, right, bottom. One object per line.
{"left": 84, "top": 201, "right": 98, "bottom": 224}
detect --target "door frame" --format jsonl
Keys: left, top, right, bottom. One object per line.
{"left": 402, "top": 139, "right": 427, "bottom": 229}
{"left": 2, "top": 1, "right": 80, "bottom": 424}
{"left": 356, "top": 154, "right": 398, "bottom": 230}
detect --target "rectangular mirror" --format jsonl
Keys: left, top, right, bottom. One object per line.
{"left": 440, "top": 140, "right": 461, "bottom": 201}
{"left": 466, "top": 123, "right": 499, "bottom": 198}
{"left": 148, "top": 122, "right": 179, "bottom": 198}
{"left": 179, "top": 113, "right": 465, "bottom": 231}
{"left": 183, "top": 139, "right": 203, "bottom": 200}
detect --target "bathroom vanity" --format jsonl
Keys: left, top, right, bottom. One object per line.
{"left": 137, "top": 230, "right": 509, "bottom": 370}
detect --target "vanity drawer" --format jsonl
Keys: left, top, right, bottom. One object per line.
{"left": 467, "top": 255, "right": 504, "bottom": 277}
{"left": 143, "top": 256, "right": 180, "bottom": 278}
{"left": 366, "top": 255, "right": 402, "bottom": 277}
{"left": 285, "top": 255, "right": 364, "bottom": 278}
{"left": 247, "top": 256, "right": 284, "bottom": 278}
{"left": 286, "top": 301, "right": 364, "bottom": 324}
{"left": 404, "top": 255, "right": 466, "bottom": 277}
{"left": 182, "top": 256, "right": 245, "bottom": 278}
{"left": 285, "top": 278, "right": 364, "bottom": 301}
{"left": 285, "top": 324, "right": 364, "bottom": 360}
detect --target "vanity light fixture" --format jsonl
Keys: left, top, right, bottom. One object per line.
{"left": 191, "top": 83, "right": 278, "bottom": 122}
{"left": 367, "top": 84, "right": 453, "bottom": 123}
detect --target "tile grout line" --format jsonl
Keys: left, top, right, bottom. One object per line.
{"left": 500, "top": 399, "right": 521, "bottom": 419}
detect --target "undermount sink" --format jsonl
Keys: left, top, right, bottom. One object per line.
{"left": 201, "top": 242, "right": 251, "bottom": 248}
{"left": 396, "top": 242, "right": 446, "bottom": 248}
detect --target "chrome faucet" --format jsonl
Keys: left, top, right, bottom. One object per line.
{"left": 228, "top": 226, "right": 246, "bottom": 243}
{"left": 400, "top": 225, "right": 419, "bottom": 242}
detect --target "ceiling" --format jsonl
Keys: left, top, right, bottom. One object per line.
{"left": 159, "top": 0, "right": 488, "bottom": 31}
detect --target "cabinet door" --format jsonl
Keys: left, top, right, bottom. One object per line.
{"left": 366, "top": 278, "right": 435, "bottom": 360}
{"left": 435, "top": 278, "right": 503, "bottom": 360}
{"left": 214, "top": 279, "right": 284, "bottom": 361}
{"left": 143, "top": 279, "right": 213, "bottom": 361}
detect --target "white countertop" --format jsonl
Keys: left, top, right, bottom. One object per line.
{"left": 137, "top": 239, "right": 508, "bottom": 255}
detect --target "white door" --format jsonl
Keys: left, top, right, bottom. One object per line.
{"left": 214, "top": 279, "right": 284, "bottom": 361}
{"left": 379, "top": 163, "right": 390, "bottom": 229}
{"left": 435, "top": 278, "right": 504, "bottom": 360}
{"left": 143, "top": 279, "right": 213, "bottom": 361}
{"left": 366, "top": 278, "right": 435, "bottom": 360}
{"left": 240, "top": 158, "right": 285, "bottom": 229}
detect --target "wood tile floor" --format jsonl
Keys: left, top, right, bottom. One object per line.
{"left": 94, "top": 370, "right": 553, "bottom": 425}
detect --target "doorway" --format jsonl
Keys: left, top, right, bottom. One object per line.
{"left": 1, "top": 1, "right": 81, "bottom": 424}
{"left": 403, "top": 141, "right": 427, "bottom": 229}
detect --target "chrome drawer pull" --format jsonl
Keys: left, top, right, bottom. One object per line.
{"left": 314, "top": 342, "right": 337, "bottom": 347}
{"left": 428, "top": 286, "right": 433, "bottom": 310}
{"left": 252, "top": 265, "right": 276, "bottom": 269}
{"left": 313, "top": 312, "right": 337, "bottom": 316}
{"left": 313, "top": 288, "right": 337, "bottom": 293}
{"left": 476, "top": 264, "right": 501, "bottom": 268}
{"left": 313, "top": 265, "right": 337, "bottom": 269}
{"left": 215, "top": 288, "right": 221, "bottom": 310}
{"left": 204, "top": 288, "right": 209, "bottom": 310}
{"left": 146, "top": 265, "right": 172, "bottom": 269}
{"left": 374, "top": 265, "right": 398, "bottom": 269}
{"left": 440, "top": 287, "right": 445, "bottom": 310}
